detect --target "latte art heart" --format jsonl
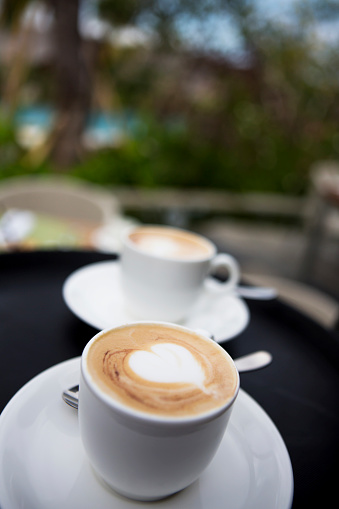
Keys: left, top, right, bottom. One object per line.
{"left": 87, "top": 323, "right": 238, "bottom": 418}
{"left": 128, "top": 343, "right": 206, "bottom": 388}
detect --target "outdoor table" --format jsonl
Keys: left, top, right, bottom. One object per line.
{"left": 0, "top": 250, "right": 338, "bottom": 508}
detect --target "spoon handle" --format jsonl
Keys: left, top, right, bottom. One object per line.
{"left": 234, "top": 351, "right": 272, "bottom": 373}
{"left": 236, "top": 286, "right": 277, "bottom": 300}
{"left": 62, "top": 385, "right": 79, "bottom": 409}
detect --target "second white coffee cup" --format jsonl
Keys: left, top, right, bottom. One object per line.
{"left": 121, "top": 225, "right": 240, "bottom": 322}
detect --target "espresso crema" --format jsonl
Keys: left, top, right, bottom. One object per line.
{"left": 128, "top": 227, "right": 213, "bottom": 260}
{"left": 86, "top": 323, "right": 238, "bottom": 418}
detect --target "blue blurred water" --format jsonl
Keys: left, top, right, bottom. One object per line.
{"left": 13, "top": 106, "right": 140, "bottom": 145}
{"left": 14, "top": 106, "right": 55, "bottom": 129}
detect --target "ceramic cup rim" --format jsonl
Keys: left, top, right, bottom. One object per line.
{"left": 81, "top": 321, "right": 240, "bottom": 427}
{"left": 123, "top": 225, "right": 217, "bottom": 263}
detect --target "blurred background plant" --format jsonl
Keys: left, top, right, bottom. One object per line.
{"left": 0, "top": 0, "right": 339, "bottom": 194}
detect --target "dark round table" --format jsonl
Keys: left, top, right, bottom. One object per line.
{"left": 0, "top": 250, "right": 338, "bottom": 508}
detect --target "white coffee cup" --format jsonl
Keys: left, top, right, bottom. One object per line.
{"left": 120, "top": 225, "right": 240, "bottom": 322}
{"left": 79, "top": 321, "right": 240, "bottom": 501}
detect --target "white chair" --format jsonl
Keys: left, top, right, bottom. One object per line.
{"left": 302, "top": 160, "right": 339, "bottom": 278}
{"left": 243, "top": 272, "right": 339, "bottom": 330}
{"left": 0, "top": 175, "right": 120, "bottom": 224}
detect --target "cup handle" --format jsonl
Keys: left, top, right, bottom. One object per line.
{"left": 205, "top": 253, "right": 240, "bottom": 293}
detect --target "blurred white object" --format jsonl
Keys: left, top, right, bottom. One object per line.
{"left": 16, "top": 125, "right": 48, "bottom": 149}
{"left": 91, "top": 216, "right": 139, "bottom": 253}
{"left": 62, "top": 261, "right": 249, "bottom": 342}
{"left": 0, "top": 209, "right": 36, "bottom": 245}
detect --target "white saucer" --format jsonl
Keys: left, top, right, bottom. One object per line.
{"left": 62, "top": 261, "right": 250, "bottom": 343}
{"left": 0, "top": 358, "right": 293, "bottom": 509}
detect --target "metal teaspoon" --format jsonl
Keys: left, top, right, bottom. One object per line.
{"left": 235, "top": 286, "right": 277, "bottom": 300}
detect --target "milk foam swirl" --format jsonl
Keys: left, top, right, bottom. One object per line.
{"left": 129, "top": 228, "right": 212, "bottom": 260}
{"left": 87, "top": 324, "right": 237, "bottom": 418}
{"left": 102, "top": 343, "right": 211, "bottom": 415}
{"left": 129, "top": 343, "right": 206, "bottom": 387}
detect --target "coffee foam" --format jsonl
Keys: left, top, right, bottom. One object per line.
{"left": 128, "top": 343, "right": 206, "bottom": 389}
{"left": 86, "top": 324, "right": 238, "bottom": 418}
{"left": 129, "top": 227, "right": 212, "bottom": 260}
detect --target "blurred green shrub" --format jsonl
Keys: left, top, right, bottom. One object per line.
{"left": 0, "top": 112, "right": 24, "bottom": 176}
{"left": 1, "top": 1, "right": 339, "bottom": 195}
{"left": 69, "top": 108, "right": 335, "bottom": 195}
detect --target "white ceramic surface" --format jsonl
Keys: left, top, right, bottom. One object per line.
{"left": 90, "top": 217, "right": 139, "bottom": 253}
{"left": 121, "top": 226, "right": 240, "bottom": 322}
{"left": 0, "top": 358, "right": 294, "bottom": 509}
{"left": 79, "top": 323, "right": 239, "bottom": 501}
{"left": 62, "top": 261, "right": 250, "bottom": 343}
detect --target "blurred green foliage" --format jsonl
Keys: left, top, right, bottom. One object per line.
{"left": 0, "top": 112, "right": 25, "bottom": 175}
{"left": 68, "top": 110, "right": 336, "bottom": 194}
{"left": 1, "top": 0, "right": 339, "bottom": 195}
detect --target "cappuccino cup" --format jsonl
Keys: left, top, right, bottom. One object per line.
{"left": 79, "top": 321, "right": 239, "bottom": 501}
{"left": 121, "top": 225, "right": 240, "bottom": 322}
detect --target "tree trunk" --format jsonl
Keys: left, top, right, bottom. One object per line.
{"left": 50, "top": 0, "right": 91, "bottom": 169}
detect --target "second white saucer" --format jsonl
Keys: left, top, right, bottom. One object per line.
{"left": 62, "top": 261, "right": 250, "bottom": 343}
